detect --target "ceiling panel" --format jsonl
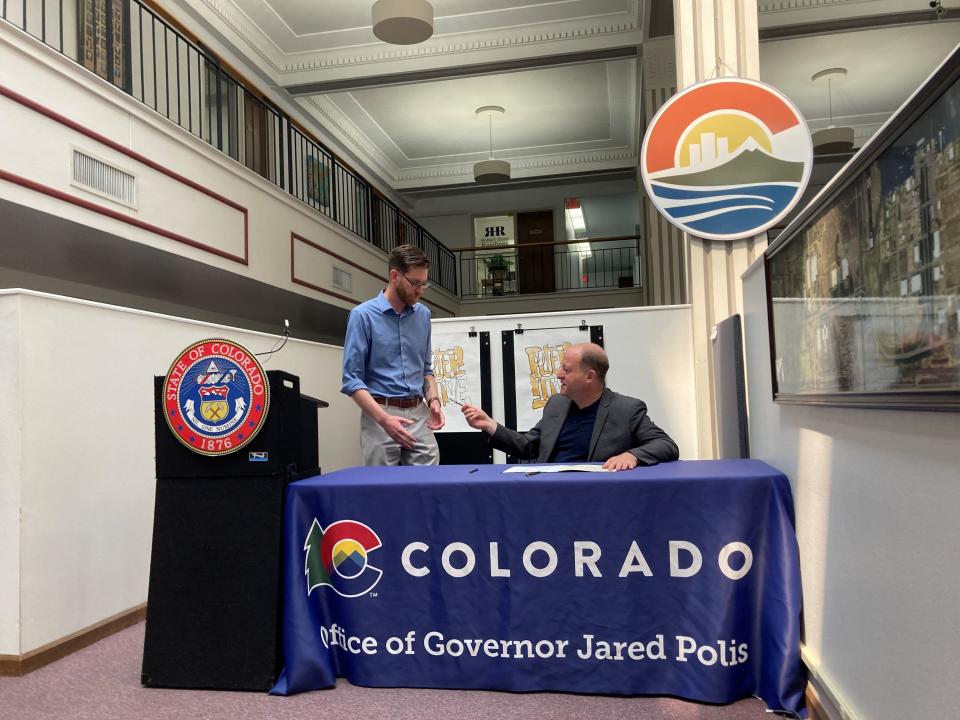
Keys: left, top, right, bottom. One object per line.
{"left": 761, "top": 22, "right": 960, "bottom": 143}
{"left": 230, "top": 0, "right": 634, "bottom": 52}
{"left": 337, "top": 63, "right": 619, "bottom": 161}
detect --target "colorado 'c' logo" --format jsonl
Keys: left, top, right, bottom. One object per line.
{"left": 304, "top": 519, "right": 383, "bottom": 598}
{"left": 641, "top": 78, "right": 812, "bottom": 240}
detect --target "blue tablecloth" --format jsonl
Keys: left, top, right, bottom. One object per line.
{"left": 270, "top": 460, "right": 806, "bottom": 717}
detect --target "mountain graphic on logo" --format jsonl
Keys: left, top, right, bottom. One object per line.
{"left": 333, "top": 549, "right": 366, "bottom": 574}
{"left": 651, "top": 146, "right": 805, "bottom": 187}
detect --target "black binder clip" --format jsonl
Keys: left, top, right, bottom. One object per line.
{"left": 579, "top": 320, "right": 588, "bottom": 332}
{"left": 468, "top": 325, "right": 477, "bottom": 338}
{"left": 515, "top": 323, "right": 524, "bottom": 335}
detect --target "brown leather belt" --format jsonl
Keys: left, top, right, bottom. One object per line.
{"left": 371, "top": 395, "right": 423, "bottom": 409}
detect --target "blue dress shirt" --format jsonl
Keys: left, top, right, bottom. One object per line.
{"left": 341, "top": 291, "right": 434, "bottom": 398}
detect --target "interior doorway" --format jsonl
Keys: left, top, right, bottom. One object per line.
{"left": 516, "top": 210, "right": 555, "bottom": 294}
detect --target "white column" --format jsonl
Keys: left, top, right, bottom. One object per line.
{"left": 673, "top": 0, "right": 767, "bottom": 459}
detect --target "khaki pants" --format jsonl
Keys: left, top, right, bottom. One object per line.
{"left": 360, "top": 401, "right": 440, "bottom": 466}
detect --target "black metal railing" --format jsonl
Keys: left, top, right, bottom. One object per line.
{"left": 2, "top": 0, "right": 458, "bottom": 294}
{"left": 453, "top": 236, "right": 643, "bottom": 299}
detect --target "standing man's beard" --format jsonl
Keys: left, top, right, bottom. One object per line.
{"left": 397, "top": 284, "right": 417, "bottom": 306}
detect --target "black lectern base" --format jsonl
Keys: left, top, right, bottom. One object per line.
{"left": 141, "top": 473, "right": 286, "bottom": 691}
{"left": 142, "top": 370, "right": 321, "bottom": 691}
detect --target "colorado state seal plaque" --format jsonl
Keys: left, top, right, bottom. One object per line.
{"left": 162, "top": 338, "right": 270, "bottom": 456}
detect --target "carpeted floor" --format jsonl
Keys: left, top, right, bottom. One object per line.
{"left": 0, "top": 622, "right": 776, "bottom": 719}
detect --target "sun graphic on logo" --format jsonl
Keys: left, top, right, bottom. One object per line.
{"left": 676, "top": 111, "right": 773, "bottom": 168}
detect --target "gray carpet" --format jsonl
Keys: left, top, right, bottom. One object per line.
{"left": 0, "top": 623, "right": 775, "bottom": 719}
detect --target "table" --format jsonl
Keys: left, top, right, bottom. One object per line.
{"left": 270, "top": 460, "right": 806, "bottom": 717}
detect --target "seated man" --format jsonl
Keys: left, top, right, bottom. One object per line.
{"left": 462, "top": 342, "right": 678, "bottom": 470}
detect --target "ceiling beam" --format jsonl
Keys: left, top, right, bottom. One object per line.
{"left": 760, "top": 10, "right": 958, "bottom": 41}
{"left": 285, "top": 46, "right": 639, "bottom": 96}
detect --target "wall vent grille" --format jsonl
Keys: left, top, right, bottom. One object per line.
{"left": 332, "top": 267, "right": 353, "bottom": 293}
{"left": 71, "top": 149, "right": 136, "bottom": 207}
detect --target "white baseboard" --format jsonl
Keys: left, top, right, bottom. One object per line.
{"left": 802, "top": 645, "right": 860, "bottom": 720}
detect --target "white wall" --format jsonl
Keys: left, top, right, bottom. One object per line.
{"left": 0, "top": 289, "right": 358, "bottom": 655}
{"left": 433, "top": 305, "right": 698, "bottom": 461}
{"left": 0, "top": 295, "right": 23, "bottom": 655}
{"left": 741, "top": 262, "right": 960, "bottom": 719}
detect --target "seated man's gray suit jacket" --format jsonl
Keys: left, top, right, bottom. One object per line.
{"left": 490, "top": 388, "right": 679, "bottom": 465}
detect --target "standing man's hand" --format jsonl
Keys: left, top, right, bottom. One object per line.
{"left": 603, "top": 452, "right": 639, "bottom": 471}
{"left": 426, "top": 398, "right": 445, "bottom": 431}
{"left": 379, "top": 413, "right": 417, "bottom": 449}
{"left": 462, "top": 404, "right": 497, "bottom": 435}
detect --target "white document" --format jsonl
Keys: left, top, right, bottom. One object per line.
{"left": 502, "top": 464, "right": 613, "bottom": 474}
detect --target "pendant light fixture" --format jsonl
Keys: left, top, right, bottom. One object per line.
{"left": 372, "top": 0, "right": 434, "bottom": 45}
{"left": 473, "top": 105, "right": 510, "bottom": 184}
{"left": 811, "top": 67, "right": 854, "bottom": 155}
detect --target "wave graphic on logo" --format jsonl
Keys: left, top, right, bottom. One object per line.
{"left": 650, "top": 182, "right": 800, "bottom": 235}
{"left": 649, "top": 145, "right": 805, "bottom": 235}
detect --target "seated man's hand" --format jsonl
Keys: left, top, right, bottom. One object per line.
{"left": 603, "top": 452, "right": 639, "bottom": 471}
{"left": 462, "top": 404, "right": 497, "bottom": 435}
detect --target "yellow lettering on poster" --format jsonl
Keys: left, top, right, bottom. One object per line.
{"left": 525, "top": 343, "right": 570, "bottom": 410}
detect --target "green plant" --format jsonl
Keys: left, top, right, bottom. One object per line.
{"left": 482, "top": 253, "right": 512, "bottom": 271}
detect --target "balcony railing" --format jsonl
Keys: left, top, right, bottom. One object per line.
{"left": 2, "top": 0, "right": 458, "bottom": 294}
{"left": 451, "top": 235, "right": 643, "bottom": 299}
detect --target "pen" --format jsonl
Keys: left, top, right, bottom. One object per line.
{"left": 468, "top": 468, "right": 479, "bottom": 474}
{"left": 446, "top": 398, "right": 463, "bottom": 406}
{"left": 525, "top": 471, "right": 540, "bottom": 477}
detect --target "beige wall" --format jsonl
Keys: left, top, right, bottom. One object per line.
{"left": 742, "top": 261, "right": 960, "bottom": 719}
{"left": 0, "top": 23, "right": 453, "bottom": 325}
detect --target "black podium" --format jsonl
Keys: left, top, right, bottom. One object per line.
{"left": 142, "top": 371, "right": 323, "bottom": 691}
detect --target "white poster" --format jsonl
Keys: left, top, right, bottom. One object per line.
{"left": 431, "top": 329, "right": 483, "bottom": 433}
{"left": 512, "top": 328, "right": 588, "bottom": 430}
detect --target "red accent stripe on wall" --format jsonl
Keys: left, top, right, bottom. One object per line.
{"left": 0, "top": 169, "right": 246, "bottom": 263}
{"left": 290, "top": 232, "right": 454, "bottom": 316}
{"left": 0, "top": 83, "right": 248, "bottom": 264}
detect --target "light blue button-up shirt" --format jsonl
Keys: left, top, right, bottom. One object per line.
{"left": 341, "top": 291, "right": 434, "bottom": 398}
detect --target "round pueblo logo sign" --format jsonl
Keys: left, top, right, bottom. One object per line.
{"left": 641, "top": 78, "right": 812, "bottom": 241}
{"left": 162, "top": 338, "right": 269, "bottom": 456}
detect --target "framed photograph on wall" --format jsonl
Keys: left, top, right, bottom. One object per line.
{"left": 79, "top": 0, "right": 127, "bottom": 89}
{"left": 765, "top": 46, "right": 960, "bottom": 410}
{"left": 305, "top": 155, "right": 330, "bottom": 210}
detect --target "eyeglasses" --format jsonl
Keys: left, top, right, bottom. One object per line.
{"left": 401, "top": 272, "right": 431, "bottom": 290}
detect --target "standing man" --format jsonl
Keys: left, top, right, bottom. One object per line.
{"left": 342, "top": 244, "right": 444, "bottom": 466}
{"left": 462, "top": 342, "right": 678, "bottom": 469}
